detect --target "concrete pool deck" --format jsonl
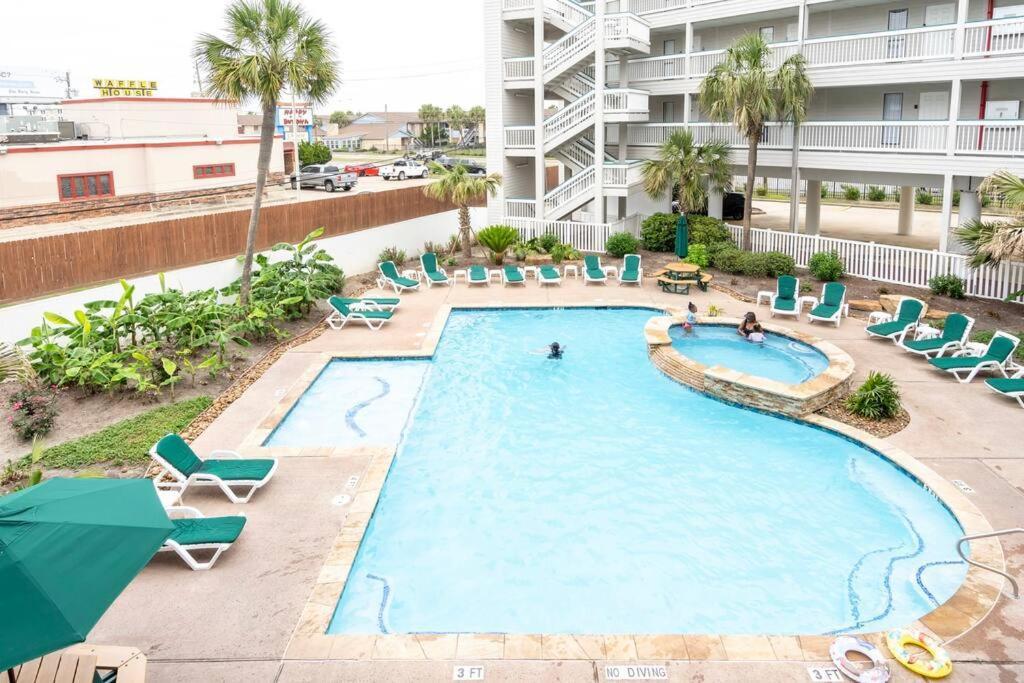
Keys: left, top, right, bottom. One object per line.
{"left": 87, "top": 277, "right": 1024, "bottom": 682}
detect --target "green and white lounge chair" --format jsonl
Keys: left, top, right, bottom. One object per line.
{"left": 160, "top": 505, "right": 247, "bottom": 571}
{"left": 326, "top": 297, "right": 394, "bottom": 330}
{"left": 419, "top": 252, "right": 451, "bottom": 287}
{"left": 467, "top": 264, "right": 490, "bottom": 286}
{"left": 378, "top": 261, "right": 420, "bottom": 294}
{"left": 583, "top": 254, "right": 608, "bottom": 285}
{"left": 150, "top": 434, "right": 279, "bottom": 504}
{"left": 865, "top": 296, "right": 925, "bottom": 342}
{"left": 769, "top": 275, "right": 800, "bottom": 319}
{"left": 326, "top": 295, "right": 401, "bottom": 312}
{"left": 986, "top": 369, "right": 1024, "bottom": 408}
{"left": 898, "top": 312, "right": 974, "bottom": 358}
{"left": 928, "top": 331, "right": 1021, "bottom": 383}
{"left": 538, "top": 265, "right": 561, "bottom": 286}
{"left": 502, "top": 264, "right": 526, "bottom": 286}
{"left": 618, "top": 254, "right": 642, "bottom": 286}
{"left": 807, "top": 282, "right": 848, "bottom": 327}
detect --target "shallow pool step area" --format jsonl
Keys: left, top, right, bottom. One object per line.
{"left": 264, "top": 360, "right": 431, "bottom": 449}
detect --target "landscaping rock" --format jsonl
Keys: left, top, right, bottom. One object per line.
{"left": 525, "top": 254, "right": 553, "bottom": 265}
{"left": 880, "top": 294, "right": 928, "bottom": 317}
{"left": 849, "top": 299, "right": 882, "bottom": 312}
{"left": 924, "top": 309, "right": 951, "bottom": 322}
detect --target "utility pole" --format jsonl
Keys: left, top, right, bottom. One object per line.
{"left": 64, "top": 71, "right": 72, "bottom": 99}
{"left": 290, "top": 91, "right": 301, "bottom": 202}
{"left": 193, "top": 61, "right": 204, "bottom": 96}
{"left": 385, "top": 103, "right": 389, "bottom": 153}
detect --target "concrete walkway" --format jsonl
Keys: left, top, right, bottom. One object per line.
{"left": 88, "top": 278, "right": 1023, "bottom": 682}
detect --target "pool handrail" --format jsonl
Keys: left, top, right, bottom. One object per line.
{"left": 957, "top": 528, "right": 1022, "bottom": 599}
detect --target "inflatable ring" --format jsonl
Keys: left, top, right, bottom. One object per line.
{"left": 885, "top": 629, "right": 953, "bottom": 679}
{"left": 829, "top": 636, "right": 891, "bottom": 683}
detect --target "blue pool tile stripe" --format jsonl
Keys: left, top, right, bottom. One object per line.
{"left": 345, "top": 377, "right": 391, "bottom": 438}
{"left": 366, "top": 573, "right": 391, "bottom": 634}
{"left": 916, "top": 560, "right": 966, "bottom": 606}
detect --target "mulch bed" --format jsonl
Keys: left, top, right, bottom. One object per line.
{"left": 817, "top": 395, "right": 911, "bottom": 438}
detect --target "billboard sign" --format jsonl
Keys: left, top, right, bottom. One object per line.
{"left": 0, "top": 67, "right": 67, "bottom": 103}
{"left": 92, "top": 78, "right": 158, "bottom": 97}
{"left": 277, "top": 105, "right": 312, "bottom": 127}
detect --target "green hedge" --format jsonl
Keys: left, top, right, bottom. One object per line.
{"left": 34, "top": 396, "right": 213, "bottom": 469}
{"left": 640, "top": 213, "right": 677, "bottom": 252}
{"left": 710, "top": 246, "right": 796, "bottom": 278}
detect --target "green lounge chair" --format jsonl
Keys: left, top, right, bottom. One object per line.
{"left": 502, "top": 265, "right": 526, "bottom": 286}
{"left": 326, "top": 295, "right": 401, "bottom": 312}
{"left": 160, "top": 505, "right": 247, "bottom": 570}
{"left": 807, "top": 282, "right": 848, "bottom": 327}
{"left": 538, "top": 265, "right": 561, "bottom": 286}
{"left": 378, "top": 261, "right": 421, "bottom": 294}
{"left": 865, "top": 296, "right": 925, "bottom": 342}
{"left": 419, "top": 252, "right": 452, "bottom": 288}
{"left": 326, "top": 297, "right": 394, "bottom": 330}
{"left": 986, "top": 370, "right": 1024, "bottom": 408}
{"left": 467, "top": 264, "right": 490, "bottom": 286}
{"left": 150, "top": 434, "right": 278, "bottom": 504}
{"left": 928, "top": 331, "right": 1020, "bottom": 383}
{"left": 769, "top": 275, "right": 800, "bottom": 319}
{"left": 618, "top": 254, "right": 642, "bottom": 286}
{"left": 898, "top": 312, "right": 974, "bottom": 358}
{"left": 583, "top": 254, "right": 608, "bottom": 284}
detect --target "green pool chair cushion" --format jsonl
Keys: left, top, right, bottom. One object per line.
{"left": 330, "top": 296, "right": 401, "bottom": 307}
{"left": 986, "top": 378, "right": 1024, "bottom": 394}
{"left": 469, "top": 265, "right": 488, "bottom": 281}
{"left": 902, "top": 337, "right": 949, "bottom": 353}
{"left": 380, "top": 261, "right": 418, "bottom": 288}
{"left": 504, "top": 265, "right": 525, "bottom": 282}
{"left": 866, "top": 320, "right": 910, "bottom": 337}
{"left": 809, "top": 303, "right": 839, "bottom": 319}
{"left": 196, "top": 458, "right": 277, "bottom": 481}
{"left": 331, "top": 300, "right": 393, "bottom": 320}
{"left": 155, "top": 434, "right": 203, "bottom": 476}
{"left": 539, "top": 265, "right": 560, "bottom": 280}
{"left": 584, "top": 255, "right": 606, "bottom": 280}
{"left": 903, "top": 313, "right": 971, "bottom": 352}
{"left": 621, "top": 255, "right": 640, "bottom": 281}
{"left": 169, "top": 516, "right": 247, "bottom": 546}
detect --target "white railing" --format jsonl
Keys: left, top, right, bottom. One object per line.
{"left": 803, "top": 26, "right": 955, "bottom": 67}
{"left": 504, "top": 57, "right": 534, "bottom": 81}
{"left": 955, "top": 122, "right": 1024, "bottom": 156}
{"left": 604, "top": 13, "right": 651, "bottom": 53}
{"left": 544, "top": 17, "right": 597, "bottom": 80}
{"left": 609, "top": 213, "right": 644, "bottom": 237}
{"left": 801, "top": 121, "right": 948, "bottom": 153}
{"left": 603, "top": 162, "right": 644, "bottom": 187}
{"left": 505, "top": 199, "right": 537, "bottom": 218}
{"left": 501, "top": 0, "right": 533, "bottom": 10}
{"left": 504, "top": 126, "right": 536, "bottom": 148}
{"left": 544, "top": 92, "right": 596, "bottom": 147}
{"left": 604, "top": 88, "right": 649, "bottom": 114}
{"left": 560, "top": 72, "right": 594, "bottom": 100}
{"left": 628, "top": 53, "right": 686, "bottom": 81}
{"left": 560, "top": 138, "right": 595, "bottom": 168}
{"left": 623, "top": 122, "right": 789, "bottom": 148}
{"left": 547, "top": 0, "right": 593, "bottom": 27}
{"left": 507, "top": 218, "right": 613, "bottom": 253}
{"left": 690, "top": 49, "right": 726, "bottom": 76}
{"left": 727, "top": 225, "right": 1024, "bottom": 304}
{"left": 963, "top": 18, "right": 1024, "bottom": 57}
{"left": 544, "top": 165, "right": 596, "bottom": 216}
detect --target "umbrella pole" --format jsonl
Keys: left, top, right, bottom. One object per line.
{"left": 8, "top": 667, "right": 16, "bottom": 683}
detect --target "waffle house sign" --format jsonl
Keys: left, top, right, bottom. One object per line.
{"left": 92, "top": 78, "right": 158, "bottom": 97}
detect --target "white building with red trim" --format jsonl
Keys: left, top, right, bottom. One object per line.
{"left": 0, "top": 97, "right": 285, "bottom": 228}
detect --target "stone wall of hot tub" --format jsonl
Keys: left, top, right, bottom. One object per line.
{"left": 645, "top": 314, "right": 855, "bottom": 418}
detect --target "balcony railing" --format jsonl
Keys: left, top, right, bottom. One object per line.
{"left": 964, "top": 18, "right": 1024, "bottom": 56}
{"left": 956, "top": 122, "right": 1024, "bottom": 156}
{"left": 505, "top": 126, "right": 536, "bottom": 149}
{"left": 505, "top": 198, "right": 538, "bottom": 218}
{"left": 504, "top": 57, "right": 534, "bottom": 82}
{"left": 803, "top": 25, "right": 955, "bottom": 67}
{"left": 800, "top": 121, "right": 948, "bottom": 153}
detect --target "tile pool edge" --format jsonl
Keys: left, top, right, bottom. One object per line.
{"left": 266, "top": 304, "right": 1004, "bottom": 661}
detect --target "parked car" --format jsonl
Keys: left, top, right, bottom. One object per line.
{"left": 343, "top": 163, "right": 380, "bottom": 177}
{"left": 678, "top": 191, "right": 745, "bottom": 220}
{"left": 379, "top": 159, "right": 430, "bottom": 181}
{"left": 290, "top": 165, "right": 358, "bottom": 192}
{"left": 441, "top": 157, "right": 486, "bottom": 176}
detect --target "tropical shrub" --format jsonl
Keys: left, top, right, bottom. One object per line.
{"left": 928, "top": 273, "right": 966, "bottom": 299}
{"left": 711, "top": 248, "right": 794, "bottom": 278}
{"left": 640, "top": 213, "right": 677, "bottom": 252}
{"left": 916, "top": 190, "right": 934, "bottom": 205}
{"left": 710, "top": 245, "right": 744, "bottom": 272}
{"left": 846, "top": 372, "right": 902, "bottom": 420}
{"left": 867, "top": 186, "right": 886, "bottom": 202}
{"left": 549, "top": 243, "right": 581, "bottom": 264}
{"left": 605, "top": 232, "right": 641, "bottom": 258}
{"left": 842, "top": 185, "right": 861, "bottom": 201}
{"left": 808, "top": 251, "right": 845, "bottom": 281}
{"left": 538, "top": 233, "right": 560, "bottom": 253}
{"left": 8, "top": 387, "right": 58, "bottom": 440}
{"left": 755, "top": 185, "right": 768, "bottom": 197}
{"left": 821, "top": 184, "right": 829, "bottom": 199}
{"left": 378, "top": 246, "right": 406, "bottom": 265}
{"left": 298, "top": 140, "right": 332, "bottom": 166}
{"left": 476, "top": 225, "right": 520, "bottom": 265}
{"left": 687, "top": 215, "right": 732, "bottom": 246}
{"left": 683, "top": 243, "right": 710, "bottom": 268}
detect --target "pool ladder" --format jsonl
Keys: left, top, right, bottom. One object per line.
{"left": 957, "top": 528, "right": 1023, "bottom": 599}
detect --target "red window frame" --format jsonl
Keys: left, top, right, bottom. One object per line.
{"left": 57, "top": 172, "right": 115, "bottom": 202}
{"left": 193, "top": 163, "right": 236, "bottom": 179}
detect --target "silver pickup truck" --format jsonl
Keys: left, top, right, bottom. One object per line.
{"left": 289, "top": 164, "right": 358, "bottom": 192}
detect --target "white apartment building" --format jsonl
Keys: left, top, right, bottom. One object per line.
{"left": 484, "top": 0, "right": 1024, "bottom": 253}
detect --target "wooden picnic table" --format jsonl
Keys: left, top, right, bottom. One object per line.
{"left": 12, "top": 646, "right": 146, "bottom": 683}
{"left": 664, "top": 262, "right": 700, "bottom": 276}
{"left": 656, "top": 262, "right": 703, "bottom": 294}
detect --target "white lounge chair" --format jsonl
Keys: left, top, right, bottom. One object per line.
{"left": 538, "top": 265, "right": 561, "bottom": 286}
{"left": 501, "top": 264, "right": 526, "bottom": 286}
{"left": 618, "top": 254, "right": 642, "bottom": 286}
{"left": 160, "top": 505, "right": 247, "bottom": 571}
{"left": 928, "top": 331, "right": 1021, "bottom": 384}
{"left": 865, "top": 296, "right": 925, "bottom": 342}
{"left": 583, "top": 255, "right": 610, "bottom": 285}
{"left": 807, "top": 282, "right": 848, "bottom": 327}
{"left": 898, "top": 312, "right": 974, "bottom": 358}
{"left": 150, "top": 434, "right": 279, "bottom": 504}
{"left": 326, "top": 297, "right": 394, "bottom": 331}
{"left": 769, "top": 275, "right": 800, "bottom": 319}
{"left": 377, "top": 261, "right": 420, "bottom": 294}
{"left": 986, "top": 369, "right": 1024, "bottom": 409}
{"left": 420, "top": 252, "right": 452, "bottom": 287}
{"left": 467, "top": 264, "right": 490, "bottom": 286}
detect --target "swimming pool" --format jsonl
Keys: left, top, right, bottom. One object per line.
{"left": 671, "top": 323, "right": 829, "bottom": 384}
{"left": 273, "top": 308, "right": 967, "bottom": 636}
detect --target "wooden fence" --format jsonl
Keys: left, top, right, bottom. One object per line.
{"left": 0, "top": 186, "right": 469, "bottom": 303}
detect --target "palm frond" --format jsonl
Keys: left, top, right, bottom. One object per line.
{"left": 980, "top": 170, "right": 1024, "bottom": 217}
{"left": 0, "top": 341, "right": 34, "bottom": 383}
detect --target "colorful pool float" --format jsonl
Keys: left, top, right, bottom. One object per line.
{"left": 829, "top": 636, "right": 890, "bottom": 683}
{"left": 885, "top": 629, "right": 953, "bottom": 679}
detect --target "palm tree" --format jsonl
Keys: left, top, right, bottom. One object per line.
{"left": 467, "top": 105, "right": 486, "bottom": 144}
{"left": 641, "top": 130, "right": 731, "bottom": 215}
{"left": 446, "top": 105, "right": 467, "bottom": 145}
{"left": 418, "top": 103, "right": 444, "bottom": 147}
{"left": 956, "top": 170, "right": 1024, "bottom": 267}
{"left": 423, "top": 164, "right": 502, "bottom": 258}
{"left": 699, "top": 33, "right": 812, "bottom": 249}
{"left": 194, "top": 0, "right": 339, "bottom": 306}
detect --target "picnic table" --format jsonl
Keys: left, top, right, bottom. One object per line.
{"left": 12, "top": 646, "right": 146, "bottom": 683}
{"left": 655, "top": 262, "right": 714, "bottom": 294}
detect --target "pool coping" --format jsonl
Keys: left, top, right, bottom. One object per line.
{"left": 246, "top": 303, "right": 1005, "bottom": 662}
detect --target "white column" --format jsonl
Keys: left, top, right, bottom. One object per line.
{"left": 939, "top": 174, "right": 955, "bottom": 252}
{"left": 947, "top": 78, "right": 962, "bottom": 157}
{"left": 593, "top": 0, "right": 606, "bottom": 224}
{"left": 618, "top": 54, "right": 628, "bottom": 162}
{"left": 789, "top": 126, "right": 800, "bottom": 232}
{"left": 534, "top": 4, "right": 547, "bottom": 217}
{"left": 897, "top": 186, "right": 915, "bottom": 236}
{"left": 685, "top": 23, "right": 693, "bottom": 78}
{"left": 954, "top": 0, "right": 969, "bottom": 59}
{"left": 708, "top": 189, "right": 724, "bottom": 220}
{"left": 683, "top": 93, "right": 691, "bottom": 123}
{"left": 805, "top": 179, "right": 821, "bottom": 235}
{"left": 797, "top": 0, "right": 807, "bottom": 48}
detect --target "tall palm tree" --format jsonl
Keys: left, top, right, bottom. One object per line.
{"left": 956, "top": 170, "right": 1024, "bottom": 267}
{"left": 641, "top": 130, "right": 731, "bottom": 215}
{"left": 194, "top": 0, "right": 339, "bottom": 306}
{"left": 423, "top": 164, "right": 502, "bottom": 258}
{"left": 446, "top": 105, "right": 467, "bottom": 145}
{"left": 699, "top": 33, "right": 812, "bottom": 249}
{"left": 418, "top": 103, "right": 444, "bottom": 147}
{"left": 467, "top": 105, "right": 486, "bottom": 144}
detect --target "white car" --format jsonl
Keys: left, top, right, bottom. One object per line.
{"left": 379, "top": 159, "right": 430, "bottom": 181}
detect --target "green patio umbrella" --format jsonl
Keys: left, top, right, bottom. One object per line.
{"left": 674, "top": 214, "right": 689, "bottom": 259}
{"left": 0, "top": 478, "right": 174, "bottom": 671}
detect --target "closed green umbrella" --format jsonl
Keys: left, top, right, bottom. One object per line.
{"left": 675, "top": 214, "right": 689, "bottom": 259}
{"left": 0, "top": 478, "right": 174, "bottom": 671}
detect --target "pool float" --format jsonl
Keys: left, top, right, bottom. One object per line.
{"left": 884, "top": 629, "right": 952, "bottom": 679}
{"left": 829, "top": 636, "right": 890, "bottom": 683}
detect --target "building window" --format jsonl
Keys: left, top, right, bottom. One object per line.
{"left": 193, "top": 163, "right": 236, "bottom": 179}
{"left": 57, "top": 172, "right": 114, "bottom": 202}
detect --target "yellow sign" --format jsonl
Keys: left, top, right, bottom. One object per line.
{"left": 92, "top": 78, "right": 159, "bottom": 97}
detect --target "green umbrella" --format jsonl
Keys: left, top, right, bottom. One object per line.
{"left": 0, "top": 478, "right": 174, "bottom": 671}
{"left": 675, "top": 214, "right": 689, "bottom": 259}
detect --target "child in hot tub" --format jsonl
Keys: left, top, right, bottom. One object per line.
{"left": 747, "top": 323, "right": 766, "bottom": 344}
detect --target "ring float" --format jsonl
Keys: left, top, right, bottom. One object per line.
{"left": 829, "top": 636, "right": 890, "bottom": 683}
{"left": 885, "top": 629, "right": 953, "bottom": 679}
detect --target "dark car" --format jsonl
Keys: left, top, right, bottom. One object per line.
{"left": 440, "top": 157, "right": 486, "bottom": 176}
{"left": 676, "top": 191, "right": 745, "bottom": 220}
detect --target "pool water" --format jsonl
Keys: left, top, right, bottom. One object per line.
{"left": 274, "top": 308, "right": 966, "bottom": 635}
{"left": 671, "top": 324, "right": 829, "bottom": 384}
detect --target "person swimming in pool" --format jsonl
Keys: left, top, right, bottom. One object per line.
{"left": 683, "top": 301, "right": 698, "bottom": 334}
{"left": 531, "top": 342, "right": 565, "bottom": 359}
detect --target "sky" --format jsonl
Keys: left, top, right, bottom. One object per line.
{"left": 3, "top": 0, "right": 486, "bottom": 116}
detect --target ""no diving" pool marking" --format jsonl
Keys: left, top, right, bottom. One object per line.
{"left": 605, "top": 664, "right": 668, "bottom": 680}
{"left": 951, "top": 479, "right": 975, "bottom": 494}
